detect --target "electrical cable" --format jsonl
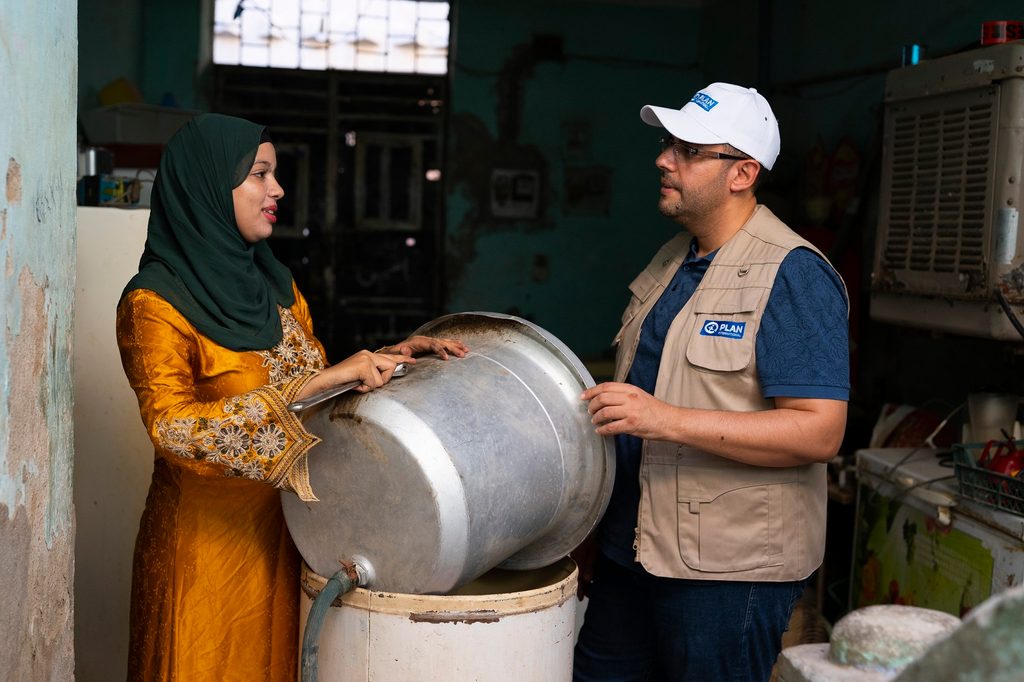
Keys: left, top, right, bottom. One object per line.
{"left": 876, "top": 401, "right": 965, "bottom": 485}
{"left": 995, "top": 288, "right": 1024, "bottom": 341}
{"left": 923, "top": 402, "right": 966, "bottom": 449}
{"left": 877, "top": 444, "right": 924, "bottom": 484}
{"left": 860, "top": 401, "right": 965, "bottom": 512}
{"left": 887, "top": 474, "right": 957, "bottom": 506}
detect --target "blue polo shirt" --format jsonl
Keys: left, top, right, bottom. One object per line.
{"left": 598, "top": 240, "right": 850, "bottom": 568}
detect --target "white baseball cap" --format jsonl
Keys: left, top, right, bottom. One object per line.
{"left": 640, "top": 82, "right": 781, "bottom": 170}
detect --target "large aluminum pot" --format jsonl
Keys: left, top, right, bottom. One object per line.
{"left": 281, "top": 312, "right": 614, "bottom": 594}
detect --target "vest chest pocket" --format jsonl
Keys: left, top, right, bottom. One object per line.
{"left": 685, "top": 287, "right": 765, "bottom": 372}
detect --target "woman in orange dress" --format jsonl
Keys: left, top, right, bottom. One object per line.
{"left": 116, "top": 113, "right": 466, "bottom": 680}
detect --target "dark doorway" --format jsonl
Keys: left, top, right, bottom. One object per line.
{"left": 211, "top": 65, "right": 447, "bottom": 360}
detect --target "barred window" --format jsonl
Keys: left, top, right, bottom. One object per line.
{"left": 213, "top": 0, "right": 450, "bottom": 74}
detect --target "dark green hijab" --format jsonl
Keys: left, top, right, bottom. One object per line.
{"left": 122, "top": 113, "right": 295, "bottom": 351}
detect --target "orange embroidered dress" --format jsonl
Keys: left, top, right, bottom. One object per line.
{"left": 117, "top": 283, "right": 325, "bottom": 681}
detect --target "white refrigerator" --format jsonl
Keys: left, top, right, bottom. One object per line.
{"left": 73, "top": 206, "right": 153, "bottom": 682}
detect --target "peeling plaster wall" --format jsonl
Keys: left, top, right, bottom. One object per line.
{"left": 446, "top": 1, "right": 704, "bottom": 361}
{"left": 0, "top": 1, "right": 78, "bottom": 679}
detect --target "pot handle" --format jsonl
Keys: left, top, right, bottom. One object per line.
{"left": 287, "top": 363, "right": 407, "bottom": 413}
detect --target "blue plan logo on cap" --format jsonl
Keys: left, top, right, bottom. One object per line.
{"left": 690, "top": 92, "right": 719, "bottom": 111}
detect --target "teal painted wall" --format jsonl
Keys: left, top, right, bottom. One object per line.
{"left": 445, "top": 1, "right": 709, "bottom": 360}
{"left": 769, "top": 0, "right": 1017, "bottom": 154}
{"left": 78, "top": 0, "right": 144, "bottom": 112}
{"left": 79, "top": 0, "right": 202, "bottom": 114}
{"left": 139, "top": 0, "right": 204, "bottom": 108}
{"left": 0, "top": 0, "right": 78, "bottom": 677}
{"left": 754, "top": 1, "right": 1024, "bottom": 216}
{"left": 443, "top": 0, "right": 1024, "bottom": 368}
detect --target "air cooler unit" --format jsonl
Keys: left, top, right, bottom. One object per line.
{"left": 871, "top": 40, "right": 1024, "bottom": 340}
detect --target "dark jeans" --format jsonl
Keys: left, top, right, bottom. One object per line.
{"left": 573, "top": 553, "right": 807, "bottom": 682}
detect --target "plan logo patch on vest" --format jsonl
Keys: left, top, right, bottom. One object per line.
{"left": 690, "top": 92, "right": 719, "bottom": 111}
{"left": 700, "top": 320, "right": 746, "bottom": 339}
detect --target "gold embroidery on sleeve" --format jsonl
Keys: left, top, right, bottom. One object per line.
{"left": 154, "top": 307, "right": 325, "bottom": 485}
{"left": 257, "top": 308, "right": 325, "bottom": 383}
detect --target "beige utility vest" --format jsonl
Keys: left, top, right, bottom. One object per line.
{"left": 613, "top": 205, "right": 845, "bottom": 582}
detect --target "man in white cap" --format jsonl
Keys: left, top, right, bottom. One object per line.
{"left": 573, "top": 83, "right": 850, "bottom": 680}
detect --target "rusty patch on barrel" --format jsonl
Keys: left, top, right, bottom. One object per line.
{"left": 409, "top": 609, "right": 501, "bottom": 624}
{"left": 422, "top": 314, "right": 520, "bottom": 343}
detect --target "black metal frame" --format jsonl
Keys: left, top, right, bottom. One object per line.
{"left": 208, "top": 64, "right": 448, "bottom": 359}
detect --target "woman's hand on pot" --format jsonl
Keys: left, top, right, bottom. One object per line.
{"left": 380, "top": 335, "right": 468, "bottom": 360}
{"left": 296, "top": 350, "right": 415, "bottom": 400}
{"left": 333, "top": 350, "right": 416, "bottom": 392}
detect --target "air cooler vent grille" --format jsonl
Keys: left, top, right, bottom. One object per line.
{"left": 883, "top": 93, "right": 994, "bottom": 280}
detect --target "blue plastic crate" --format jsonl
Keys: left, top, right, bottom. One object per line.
{"left": 953, "top": 443, "right": 1024, "bottom": 517}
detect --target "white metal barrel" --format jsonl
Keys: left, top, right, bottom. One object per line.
{"left": 299, "top": 557, "right": 578, "bottom": 681}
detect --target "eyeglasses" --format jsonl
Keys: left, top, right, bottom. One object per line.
{"left": 659, "top": 136, "right": 750, "bottom": 163}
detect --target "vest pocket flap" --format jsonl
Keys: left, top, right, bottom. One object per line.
{"left": 619, "top": 269, "right": 662, "bottom": 330}
{"left": 691, "top": 287, "right": 764, "bottom": 314}
{"left": 628, "top": 270, "right": 661, "bottom": 302}
{"left": 676, "top": 466, "right": 791, "bottom": 503}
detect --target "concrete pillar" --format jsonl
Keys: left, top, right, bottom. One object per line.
{"left": 0, "top": 1, "right": 78, "bottom": 679}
